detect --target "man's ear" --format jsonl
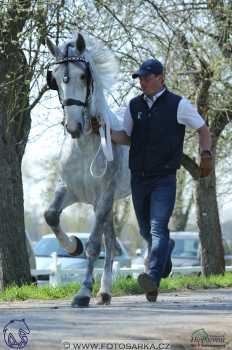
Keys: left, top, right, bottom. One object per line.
{"left": 157, "top": 74, "right": 164, "bottom": 84}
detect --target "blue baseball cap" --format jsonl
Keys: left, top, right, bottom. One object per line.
{"left": 132, "top": 58, "right": 164, "bottom": 79}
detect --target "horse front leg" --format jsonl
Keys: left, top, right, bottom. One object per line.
{"left": 71, "top": 223, "right": 103, "bottom": 308}
{"left": 96, "top": 210, "right": 115, "bottom": 305}
{"left": 44, "top": 184, "right": 83, "bottom": 255}
{"left": 71, "top": 193, "right": 114, "bottom": 308}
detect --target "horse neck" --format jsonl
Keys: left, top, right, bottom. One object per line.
{"left": 88, "top": 81, "right": 111, "bottom": 124}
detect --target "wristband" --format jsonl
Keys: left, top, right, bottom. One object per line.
{"left": 200, "top": 150, "right": 212, "bottom": 157}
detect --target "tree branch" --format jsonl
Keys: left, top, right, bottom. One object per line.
{"left": 181, "top": 153, "right": 199, "bottom": 180}
{"left": 207, "top": 0, "right": 232, "bottom": 58}
{"left": 29, "top": 84, "right": 49, "bottom": 112}
{"left": 210, "top": 108, "right": 232, "bottom": 139}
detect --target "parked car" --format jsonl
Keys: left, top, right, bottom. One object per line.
{"left": 170, "top": 231, "right": 200, "bottom": 267}
{"left": 132, "top": 231, "right": 232, "bottom": 270}
{"left": 34, "top": 232, "right": 131, "bottom": 281}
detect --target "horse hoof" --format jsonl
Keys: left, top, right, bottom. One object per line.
{"left": 71, "top": 295, "right": 90, "bottom": 308}
{"left": 69, "top": 236, "right": 84, "bottom": 256}
{"left": 96, "top": 293, "right": 111, "bottom": 305}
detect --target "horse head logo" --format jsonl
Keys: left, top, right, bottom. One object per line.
{"left": 3, "top": 319, "right": 30, "bottom": 349}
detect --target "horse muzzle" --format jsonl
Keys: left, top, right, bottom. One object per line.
{"left": 67, "top": 122, "right": 83, "bottom": 138}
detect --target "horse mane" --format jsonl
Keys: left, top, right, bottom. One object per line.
{"left": 62, "top": 33, "right": 119, "bottom": 91}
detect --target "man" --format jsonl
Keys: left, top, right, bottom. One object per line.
{"left": 92, "top": 58, "right": 213, "bottom": 302}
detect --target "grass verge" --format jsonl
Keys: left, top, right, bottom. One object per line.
{"left": 0, "top": 272, "right": 232, "bottom": 301}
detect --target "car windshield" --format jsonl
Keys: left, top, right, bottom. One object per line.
{"left": 34, "top": 237, "right": 123, "bottom": 258}
{"left": 172, "top": 238, "right": 198, "bottom": 258}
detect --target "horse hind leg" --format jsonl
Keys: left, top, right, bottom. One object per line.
{"left": 44, "top": 184, "right": 83, "bottom": 256}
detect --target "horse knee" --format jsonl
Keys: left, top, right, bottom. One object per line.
{"left": 44, "top": 209, "right": 60, "bottom": 227}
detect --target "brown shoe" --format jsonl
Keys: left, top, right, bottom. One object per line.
{"left": 138, "top": 272, "right": 158, "bottom": 302}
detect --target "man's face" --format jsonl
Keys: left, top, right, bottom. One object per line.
{"left": 139, "top": 74, "right": 164, "bottom": 96}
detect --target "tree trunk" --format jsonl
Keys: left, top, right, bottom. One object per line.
{"left": 0, "top": 140, "right": 32, "bottom": 290}
{"left": 169, "top": 167, "right": 193, "bottom": 232}
{"left": 182, "top": 153, "right": 225, "bottom": 275}
{"left": 0, "top": 20, "right": 32, "bottom": 289}
{"left": 169, "top": 193, "right": 193, "bottom": 231}
{"left": 195, "top": 169, "right": 225, "bottom": 276}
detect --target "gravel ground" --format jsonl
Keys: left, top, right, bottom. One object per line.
{"left": 0, "top": 288, "right": 231, "bottom": 350}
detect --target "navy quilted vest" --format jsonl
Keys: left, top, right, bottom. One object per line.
{"left": 129, "top": 90, "right": 185, "bottom": 176}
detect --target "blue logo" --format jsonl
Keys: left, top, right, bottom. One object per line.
{"left": 3, "top": 319, "right": 30, "bottom": 349}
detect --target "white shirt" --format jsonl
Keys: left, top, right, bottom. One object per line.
{"left": 123, "top": 89, "right": 205, "bottom": 136}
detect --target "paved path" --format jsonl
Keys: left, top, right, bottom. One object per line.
{"left": 0, "top": 288, "right": 231, "bottom": 350}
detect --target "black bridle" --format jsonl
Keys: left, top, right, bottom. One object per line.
{"left": 47, "top": 43, "right": 93, "bottom": 109}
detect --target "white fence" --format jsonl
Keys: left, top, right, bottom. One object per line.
{"left": 31, "top": 255, "right": 232, "bottom": 287}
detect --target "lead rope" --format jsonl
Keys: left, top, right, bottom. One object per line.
{"left": 89, "top": 139, "right": 108, "bottom": 178}
{"left": 99, "top": 121, "right": 113, "bottom": 161}
{"left": 89, "top": 119, "right": 113, "bottom": 178}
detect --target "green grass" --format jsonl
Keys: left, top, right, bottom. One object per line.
{"left": 0, "top": 273, "right": 232, "bottom": 301}
{"left": 0, "top": 282, "right": 81, "bottom": 301}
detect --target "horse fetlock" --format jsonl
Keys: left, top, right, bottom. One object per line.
{"left": 44, "top": 209, "right": 60, "bottom": 227}
{"left": 78, "top": 285, "right": 92, "bottom": 297}
{"left": 85, "top": 239, "right": 101, "bottom": 259}
{"left": 68, "top": 236, "right": 84, "bottom": 256}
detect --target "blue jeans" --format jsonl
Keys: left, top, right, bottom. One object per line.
{"left": 131, "top": 173, "right": 176, "bottom": 286}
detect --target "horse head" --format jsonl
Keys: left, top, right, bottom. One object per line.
{"left": 46, "top": 33, "right": 93, "bottom": 139}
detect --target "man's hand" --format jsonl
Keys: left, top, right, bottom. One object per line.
{"left": 91, "top": 117, "right": 101, "bottom": 134}
{"left": 199, "top": 151, "right": 213, "bottom": 178}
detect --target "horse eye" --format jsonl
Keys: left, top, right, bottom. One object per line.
{"left": 80, "top": 74, "right": 85, "bottom": 80}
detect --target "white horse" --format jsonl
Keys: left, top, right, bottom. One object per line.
{"left": 45, "top": 33, "right": 131, "bottom": 307}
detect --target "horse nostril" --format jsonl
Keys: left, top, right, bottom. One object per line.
{"left": 69, "top": 129, "right": 82, "bottom": 139}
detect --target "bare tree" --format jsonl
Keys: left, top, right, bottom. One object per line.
{"left": 0, "top": 0, "right": 72, "bottom": 290}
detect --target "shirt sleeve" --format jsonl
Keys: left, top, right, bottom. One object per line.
{"left": 123, "top": 104, "right": 134, "bottom": 136}
{"left": 177, "top": 97, "right": 205, "bottom": 129}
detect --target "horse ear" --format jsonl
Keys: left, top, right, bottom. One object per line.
{"left": 76, "top": 33, "right": 86, "bottom": 55}
{"left": 46, "top": 37, "right": 62, "bottom": 58}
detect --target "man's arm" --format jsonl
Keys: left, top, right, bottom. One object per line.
{"left": 197, "top": 124, "right": 212, "bottom": 152}
{"left": 111, "top": 130, "right": 131, "bottom": 145}
{"left": 90, "top": 118, "right": 131, "bottom": 145}
{"left": 110, "top": 104, "right": 132, "bottom": 145}
{"left": 177, "top": 98, "right": 213, "bottom": 177}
